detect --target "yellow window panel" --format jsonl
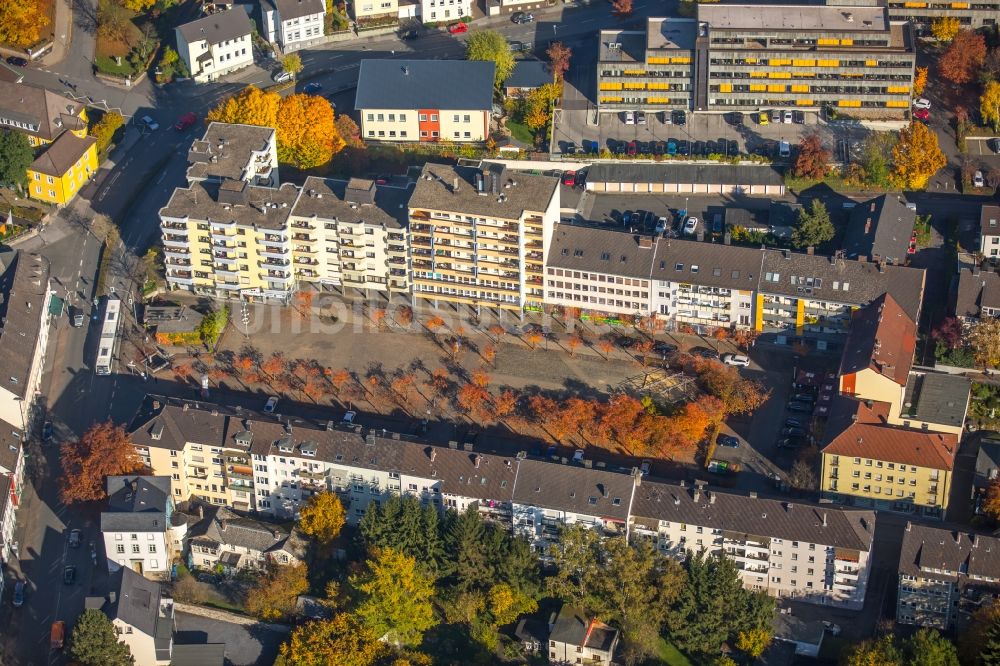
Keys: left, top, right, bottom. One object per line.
{"left": 767, "top": 84, "right": 786, "bottom": 92}
{"left": 886, "top": 100, "right": 909, "bottom": 108}
{"left": 952, "top": 2, "right": 969, "bottom": 7}
{"left": 887, "top": 86, "right": 910, "bottom": 94}
{"left": 768, "top": 72, "right": 791, "bottom": 79}
{"left": 600, "top": 96, "right": 624, "bottom": 103}
{"left": 750, "top": 72, "right": 767, "bottom": 78}
{"left": 599, "top": 82, "right": 623, "bottom": 90}
{"left": 670, "top": 57, "right": 692, "bottom": 64}
{"left": 647, "top": 57, "right": 669, "bottom": 64}
{"left": 791, "top": 84, "right": 810, "bottom": 93}
{"left": 749, "top": 84, "right": 766, "bottom": 92}
{"left": 841, "top": 39, "right": 853, "bottom": 46}
{"left": 648, "top": 97, "right": 671, "bottom": 104}
{"left": 903, "top": 1, "right": 927, "bottom": 6}
{"left": 623, "top": 83, "right": 646, "bottom": 90}
{"left": 837, "top": 100, "right": 861, "bottom": 108}
{"left": 792, "top": 72, "right": 816, "bottom": 78}
{"left": 817, "top": 59, "right": 839, "bottom": 67}
{"left": 623, "top": 69, "right": 646, "bottom": 75}
{"left": 865, "top": 60, "right": 877, "bottom": 67}
{"left": 795, "top": 99, "right": 814, "bottom": 106}
{"left": 719, "top": 83, "right": 733, "bottom": 92}
{"left": 744, "top": 58, "right": 758, "bottom": 64}
{"left": 792, "top": 59, "right": 816, "bottom": 67}
{"left": 647, "top": 82, "right": 669, "bottom": 90}
{"left": 817, "top": 38, "right": 840, "bottom": 45}
{"left": 770, "top": 58, "right": 791, "bottom": 66}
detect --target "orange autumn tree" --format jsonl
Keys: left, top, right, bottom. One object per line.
{"left": 276, "top": 93, "right": 345, "bottom": 169}
{"left": 60, "top": 422, "right": 146, "bottom": 504}
{"left": 207, "top": 85, "right": 280, "bottom": 127}
{"left": 0, "top": 1, "right": 50, "bottom": 49}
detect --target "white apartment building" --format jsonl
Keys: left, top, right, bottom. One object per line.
{"left": 407, "top": 162, "right": 560, "bottom": 313}
{"left": 186, "top": 123, "right": 279, "bottom": 189}
{"left": 100, "top": 476, "right": 177, "bottom": 580}
{"left": 353, "top": 0, "right": 398, "bottom": 21}
{"left": 289, "top": 176, "right": 411, "bottom": 294}
{"left": 421, "top": 0, "right": 471, "bottom": 23}
{"left": 630, "top": 480, "right": 875, "bottom": 609}
{"left": 982, "top": 204, "right": 1000, "bottom": 260}
{"left": 261, "top": 0, "right": 326, "bottom": 52}
{"left": 175, "top": 9, "right": 254, "bottom": 83}
{"left": 0, "top": 252, "right": 52, "bottom": 434}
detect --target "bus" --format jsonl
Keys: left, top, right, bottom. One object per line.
{"left": 95, "top": 296, "right": 121, "bottom": 376}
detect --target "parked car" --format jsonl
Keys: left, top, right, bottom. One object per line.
{"left": 778, "top": 140, "right": 791, "bottom": 158}
{"left": 682, "top": 216, "right": 698, "bottom": 235}
{"left": 573, "top": 171, "right": 586, "bottom": 188}
{"left": 652, "top": 141, "right": 664, "bottom": 155}
{"left": 140, "top": 115, "right": 159, "bottom": 131}
{"left": 771, "top": 109, "right": 781, "bottom": 124}
{"left": 975, "top": 170, "right": 986, "bottom": 188}
{"left": 678, "top": 139, "right": 690, "bottom": 156}
{"left": 6, "top": 56, "right": 28, "bottom": 67}
{"left": 727, "top": 111, "right": 744, "bottom": 126}
{"left": 913, "top": 98, "right": 931, "bottom": 110}
{"left": 721, "top": 353, "right": 750, "bottom": 367}
{"left": 913, "top": 107, "right": 930, "bottom": 121}
{"left": 666, "top": 140, "right": 678, "bottom": 156}
{"left": 716, "top": 434, "right": 740, "bottom": 448}
{"left": 781, "top": 426, "right": 806, "bottom": 437}
{"left": 783, "top": 110, "right": 793, "bottom": 124}
{"left": 562, "top": 170, "right": 577, "bottom": 186}
{"left": 263, "top": 396, "right": 279, "bottom": 413}
{"left": 12, "top": 581, "right": 24, "bottom": 607}
{"left": 400, "top": 29, "right": 418, "bottom": 40}
{"left": 42, "top": 421, "right": 53, "bottom": 440}
{"left": 447, "top": 22, "right": 468, "bottom": 34}
{"left": 511, "top": 11, "right": 534, "bottom": 23}
{"left": 672, "top": 110, "right": 686, "bottom": 125}
{"left": 63, "top": 566, "right": 76, "bottom": 585}
{"left": 636, "top": 111, "right": 647, "bottom": 125}
{"left": 655, "top": 217, "right": 669, "bottom": 234}
{"left": 793, "top": 110, "right": 805, "bottom": 124}
{"left": 787, "top": 401, "right": 814, "bottom": 413}
{"left": 624, "top": 110, "right": 635, "bottom": 125}
{"left": 627, "top": 140, "right": 637, "bottom": 156}
{"left": 689, "top": 347, "right": 719, "bottom": 360}
{"left": 342, "top": 410, "right": 357, "bottom": 424}
{"left": 50, "top": 621, "right": 65, "bottom": 650}
{"left": 653, "top": 341, "right": 678, "bottom": 355}
{"left": 174, "top": 112, "right": 197, "bottom": 131}
{"left": 69, "top": 529, "right": 81, "bottom": 548}
{"left": 758, "top": 111, "right": 769, "bottom": 125}
{"left": 791, "top": 392, "right": 816, "bottom": 403}
{"left": 784, "top": 417, "right": 805, "bottom": 428}
{"left": 303, "top": 82, "right": 322, "bottom": 94}
{"left": 272, "top": 70, "right": 293, "bottom": 83}
{"left": 73, "top": 311, "right": 84, "bottom": 327}
{"left": 640, "top": 459, "right": 651, "bottom": 476}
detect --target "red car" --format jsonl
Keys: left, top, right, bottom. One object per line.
{"left": 627, "top": 140, "right": 637, "bottom": 156}
{"left": 913, "top": 108, "right": 930, "bottom": 121}
{"left": 448, "top": 22, "right": 468, "bottom": 34}
{"left": 174, "top": 112, "right": 197, "bottom": 131}
{"left": 562, "top": 170, "right": 576, "bottom": 186}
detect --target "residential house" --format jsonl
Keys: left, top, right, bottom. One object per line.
{"left": 420, "top": 0, "right": 471, "bottom": 24}
{"left": 896, "top": 371, "right": 970, "bottom": 436}
{"left": 0, "top": 80, "right": 98, "bottom": 204}
{"left": 630, "top": 480, "right": 875, "bottom": 609}
{"left": 0, "top": 252, "right": 52, "bottom": 434}
{"left": 260, "top": 0, "right": 326, "bottom": 52}
{"left": 288, "top": 176, "right": 411, "bottom": 294}
{"left": 85, "top": 567, "right": 225, "bottom": 666}
{"left": 176, "top": 9, "right": 255, "bottom": 83}
{"left": 982, "top": 205, "right": 1000, "bottom": 260}
{"left": 187, "top": 504, "right": 307, "bottom": 571}
{"left": 771, "top": 610, "right": 826, "bottom": 658}
{"left": 955, "top": 263, "right": 1000, "bottom": 324}
{"left": 408, "top": 162, "right": 559, "bottom": 313}
{"left": 897, "top": 522, "right": 1000, "bottom": 630}
{"left": 353, "top": 0, "right": 398, "bottom": 23}
{"left": 843, "top": 195, "right": 916, "bottom": 265}
{"left": 100, "top": 476, "right": 178, "bottom": 579}
{"left": 504, "top": 60, "right": 553, "bottom": 97}
{"left": 547, "top": 605, "right": 620, "bottom": 665}
{"left": 974, "top": 440, "right": 1000, "bottom": 514}
{"left": 355, "top": 60, "right": 495, "bottom": 143}
{"left": 186, "top": 122, "right": 279, "bottom": 188}
{"left": 821, "top": 397, "right": 958, "bottom": 518}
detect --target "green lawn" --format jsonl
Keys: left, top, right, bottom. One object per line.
{"left": 506, "top": 118, "right": 535, "bottom": 145}
{"left": 655, "top": 638, "right": 694, "bottom": 666}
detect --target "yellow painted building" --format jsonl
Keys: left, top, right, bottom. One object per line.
{"left": 26, "top": 133, "right": 98, "bottom": 205}
{"left": 822, "top": 398, "right": 956, "bottom": 518}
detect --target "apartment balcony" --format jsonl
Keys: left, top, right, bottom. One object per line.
{"left": 736, "top": 562, "right": 769, "bottom": 574}
{"left": 165, "top": 256, "right": 192, "bottom": 267}
{"left": 167, "top": 272, "right": 195, "bottom": 286}
{"left": 434, "top": 228, "right": 473, "bottom": 241}
{"left": 291, "top": 221, "right": 313, "bottom": 230}
{"left": 726, "top": 549, "right": 769, "bottom": 562}
{"left": 260, "top": 258, "right": 290, "bottom": 267}
{"left": 292, "top": 233, "right": 315, "bottom": 242}
{"left": 411, "top": 238, "right": 432, "bottom": 250}
{"left": 388, "top": 244, "right": 406, "bottom": 254}
{"left": 190, "top": 467, "right": 209, "bottom": 480}
{"left": 260, "top": 247, "right": 289, "bottom": 259}
{"left": 295, "top": 257, "right": 320, "bottom": 266}
{"left": 412, "top": 259, "right": 433, "bottom": 270}
{"left": 293, "top": 245, "right": 318, "bottom": 255}
{"left": 525, "top": 252, "right": 544, "bottom": 264}
{"left": 215, "top": 266, "right": 239, "bottom": 278}
{"left": 227, "top": 465, "right": 253, "bottom": 479}
{"left": 296, "top": 468, "right": 327, "bottom": 481}
{"left": 162, "top": 221, "right": 188, "bottom": 232}
{"left": 162, "top": 235, "right": 189, "bottom": 248}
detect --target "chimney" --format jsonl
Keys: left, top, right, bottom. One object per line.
{"left": 974, "top": 534, "right": 980, "bottom": 548}
{"left": 724, "top": 232, "right": 731, "bottom": 245}
{"left": 220, "top": 520, "right": 228, "bottom": 531}
{"left": 632, "top": 467, "right": 642, "bottom": 487}
{"left": 709, "top": 492, "right": 716, "bottom": 504}
{"left": 954, "top": 531, "right": 962, "bottom": 545}
{"left": 749, "top": 491, "right": 757, "bottom": 499}
{"left": 273, "top": 530, "right": 282, "bottom": 540}
{"left": 430, "top": 448, "right": 437, "bottom": 462}
{"left": 806, "top": 246, "right": 814, "bottom": 255}
{"left": 906, "top": 522, "right": 912, "bottom": 532}
{"left": 693, "top": 488, "right": 700, "bottom": 503}
{"left": 474, "top": 454, "right": 482, "bottom": 469}
{"left": 452, "top": 177, "right": 459, "bottom": 193}
{"left": 109, "top": 591, "right": 117, "bottom": 604}
{"left": 198, "top": 505, "right": 204, "bottom": 520}
{"left": 822, "top": 512, "right": 827, "bottom": 527}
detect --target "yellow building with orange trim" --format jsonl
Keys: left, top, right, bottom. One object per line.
{"left": 0, "top": 80, "right": 98, "bottom": 205}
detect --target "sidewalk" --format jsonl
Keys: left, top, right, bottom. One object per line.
{"left": 40, "top": 0, "right": 72, "bottom": 66}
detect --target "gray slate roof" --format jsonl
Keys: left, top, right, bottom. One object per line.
{"left": 90, "top": 567, "right": 167, "bottom": 638}
{"left": 187, "top": 122, "right": 275, "bottom": 183}
{"left": 0, "top": 252, "right": 49, "bottom": 401}
{"left": 900, "top": 372, "right": 970, "bottom": 429}
{"left": 505, "top": 60, "right": 552, "bottom": 89}
{"left": 547, "top": 225, "right": 656, "bottom": 279}
{"left": 292, "top": 176, "right": 411, "bottom": 230}
{"left": 549, "top": 606, "right": 618, "bottom": 652}
{"left": 101, "top": 476, "right": 171, "bottom": 533}
{"left": 652, "top": 237, "right": 764, "bottom": 291}
{"left": 632, "top": 480, "right": 876, "bottom": 551}
{"left": 159, "top": 181, "right": 299, "bottom": 230}
{"left": 273, "top": 0, "right": 325, "bottom": 20}
{"left": 408, "top": 163, "right": 558, "bottom": 221}
{"left": 169, "top": 644, "right": 226, "bottom": 666}
{"left": 955, "top": 266, "right": 1000, "bottom": 319}
{"left": 0, "top": 418, "right": 21, "bottom": 475}
{"left": 176, "top": 8, "right": 253, "bottom": 46}
{"left": 512, "top": 459, "right": 634, "bottom": 523}
{"left": 585, "top": 162, "right": 785, "bottom": 186}
{"left": 0, "top": 80, "right": 86, "bottom": 141}
{"left": 898, "top": 522, "right": 1000, "bottom": 584}
{"left": 844, "top": 194, "right": 915, "bottom": 264}
{"left": 189, "top": 504, "right": 300, "bottom": 556}
{"left": 976, "top": 441, "right": 1000, "bottom": 492}
{"left": 355, "top": 60, "right": 495, "bottom": 111}
{"left": 30, "top": 131, "right": 96, "bottom": 177}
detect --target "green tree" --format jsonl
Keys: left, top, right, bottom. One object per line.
{"left": 352, "top": 548, "right": 438, "bottom": 646}
{"left": 791, "top": 199, "right": 834, "bottom": 249}
{"left": 282, "top": 53, "right": 303, "bottom": 77}
{"left": 465, "top": 30, "right": 515, "bottom": 89}
{"left": 298, "top": 492, "right": 346, "bottom": 544}
{"left": 983, "top": 618, "right": 1000, "bottom": 666}
{"left": 278, "top": 613, "right": 389, "bottom": 666}
{"left": 0, "top": 129, "right": 33, "bottom": 190}
{"left": 845, "top": 635, "right": 901, "bottom": 666}
{"left": 69, "top": 609, "right": 135, "bottom": 666}
{"left": 903, "top": 628, "right": 959, "bottom": 666}
{"left": 360, "top": 495, "right": 445, "bottom": 574}
{"left": 245, "top": 563, "right": 310, "bottom": 622}
{"left": 665, "top": 551, "right": 776, "bottom": 659}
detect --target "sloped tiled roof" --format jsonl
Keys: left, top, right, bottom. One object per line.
{"left": 176, "top": 8, "right": 253, "bottom": 46}
{"left": 30, "top": 131, "right": 95, "bottom": 177}
{"left": 898, "top": 522, "right": 1000, "bottom": 584}
{"left": 844, "top": 194, "right": 915, "bottom": 264}
{"left": 0, "top": 251, "right": 49, "bottom": 401}
{"left": 0, "top": 80, "right": 85, "bottom": 141}
{"left": 355, "top": 60, "right": 495, "bottom": 111}
{"left": 512, "top": 459, "right": 634, "bottom": 522}
{"left": 838, "top": 293, "right": 916, "bottom": 387}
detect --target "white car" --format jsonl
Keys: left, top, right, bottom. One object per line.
{"left": 975, "top": 170, "right": 986, "bottom": 188}
{"left": 822, "top": 621, "right": 842, "bottom": 636}
{"left": 912, "top": 98, "right": 931, "bottom": 110}
{"left": 655, "top": 216, "right": 668, "bottom": 234}
{"left": 683, "top": 216, "right": 698, "bottom": 235}
{"left": 140, "top": 115, "right": 159, "bottom": 131}
{"left": 624, "top": 110, "right": 635, "bottom": 125}
{"left": 636, "top": 111, "right": 647, "bottom": 125}
{"left": 263, "top": 396, "right": 279, "bottom": 413}
{"left": 342, "top": 410, "right": 357, "bottom": 424}
{"left": 722, "top": 353, "right": 750, "bottom": 367}
{"left": 572, "top": 449, "right": 585, "bottom": 462}
{"left": 783, "top": 110, "right": 793, "bottom": 124}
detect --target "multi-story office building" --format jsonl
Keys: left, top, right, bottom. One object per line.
{"left": 289, "top": 176, "right": 410, "bottom": 294}
{"left": 897, "top": 523, "right": 1000, "bottom": 630}
{"left": 186, "top": 122, "right": 278, "bottom": 188}
{"left": 821, "top": 397, "right": 957, "bottom": 517}
{"left": 408, "top": 163, "right": 559, "bottom": 313}
{"left": 597, "top": 18, "right": 696, "bottom": 114}
{"left": 355, "top": 60, "right": 495, "bottom": 143}
{"left": 887, "top": 0, "right": 1000, "bottom": 30}
{"left": 596, "top": 7, "right": 915, "bottom": 117}
{"left": 129, "top": 395, "right": 878, "bottom": 609}
{"left": 631, "top": 480, "right": 875, "bottom": 609}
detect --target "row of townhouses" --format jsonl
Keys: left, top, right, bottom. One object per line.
{"left": 161, "top": 123, "right": 926, "bottom": 354}
{"left": 128, "top": 394, "right": 875, "bottom": 610}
